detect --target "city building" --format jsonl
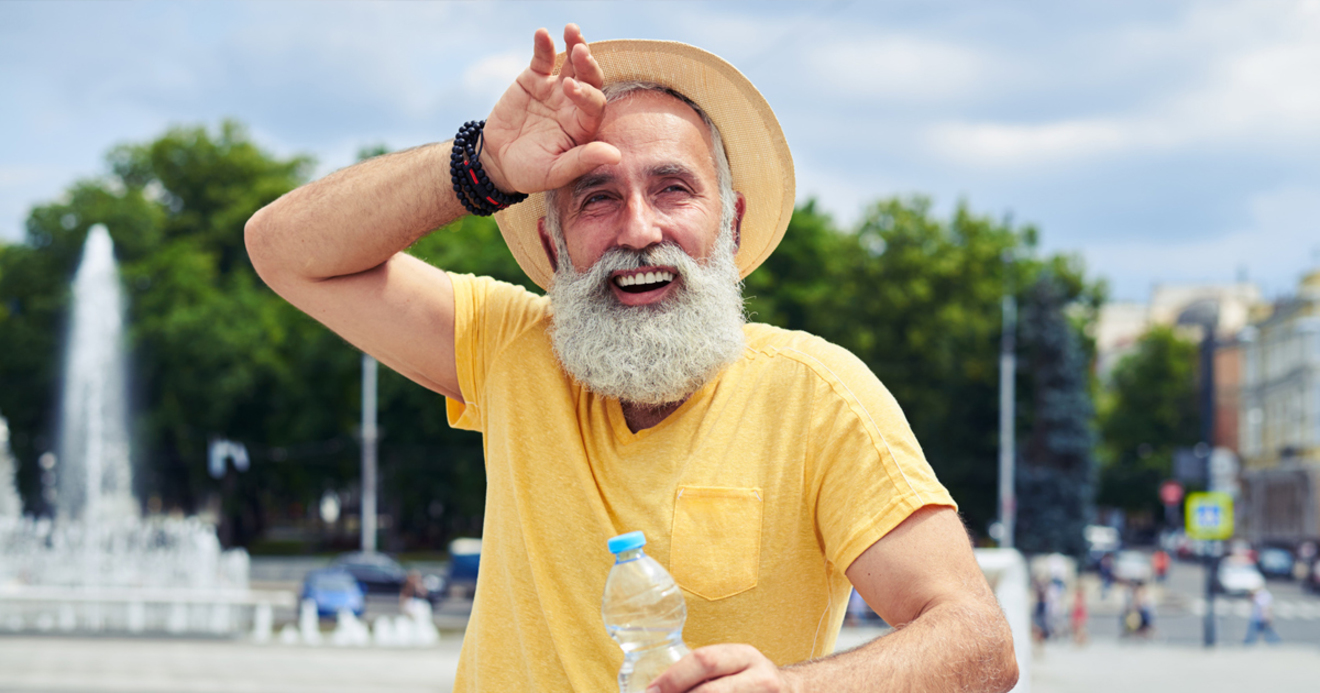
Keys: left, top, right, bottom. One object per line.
{"left": 1238, "top": 270, "right": 1320, "bottom": 545}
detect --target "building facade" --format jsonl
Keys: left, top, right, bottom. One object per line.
{"left": 1239, "top": 271, "right": 1320, "bottom": 544}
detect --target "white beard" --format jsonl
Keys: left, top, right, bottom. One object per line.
{"left": 547, "top": 229, "right": 746, "bottom": 406}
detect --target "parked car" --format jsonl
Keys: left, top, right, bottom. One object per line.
{"left": 446, "top": 538, "right": 482, "bottom": 599}
{"left": 1216, "top": 558, "right": 1266, "bottom": 596}
{"left": 1256, "top": 546, "right": 1295, "bottom": 580}
{"left": 331, "top": 551, "right": 409, "bottom": 595}
{"left": 1113, "top": 550, "right": 1152, "bottom": 583}
{"left": 1084, "top": 525, "right": 1120, "bottom": 570}
{"left": 300, "top": 568, "right": 365, "bottom": 618}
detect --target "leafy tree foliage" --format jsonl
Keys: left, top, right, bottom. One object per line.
{"left": 1096, "top": 326, "right": 1200, "bottom": 517}
{"left": 1, "top": 121, "right": 1105, "bottom": 551}
{"left": 0, "top": 123, "right": 513, "bottom": 550}
{"left": 1014, "top": 272, "right": 1096, "bottom": 556}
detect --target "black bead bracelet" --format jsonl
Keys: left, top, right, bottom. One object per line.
{"left": 450, "top": 120, "right": 527, "bottom": 217}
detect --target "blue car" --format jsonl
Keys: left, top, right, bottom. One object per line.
{"left": 300, "top": 568, "right": 366, "bottom": 618}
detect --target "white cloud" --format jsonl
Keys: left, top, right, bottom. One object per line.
{"left": 811, "top": 36, "right": 989, "bottom": 103}
{"left": 462, "top": 52, "right": 527, "bottom": 104}
{"left": 926, "top": 119, "right": 1139, "bottom": 167}
{"left": 924, "top": 0, "right": 1320, "bottom": 168}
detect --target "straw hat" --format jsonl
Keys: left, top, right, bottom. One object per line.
{"left": 493, "top": 39, "right": 795, "bottom": 290}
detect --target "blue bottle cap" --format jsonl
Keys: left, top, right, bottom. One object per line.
{"left": 607, "top": 531, "right": 646, "bottom": 555}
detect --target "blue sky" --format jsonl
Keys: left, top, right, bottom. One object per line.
{"left": 3, "top": 0, "right": 1318, "bottom": 300}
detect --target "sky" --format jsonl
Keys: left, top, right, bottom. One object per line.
{"left": 2, "top": 0, "right": 1318, "bottom": 301}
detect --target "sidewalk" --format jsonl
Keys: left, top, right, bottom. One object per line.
{"left": 1032, "top": 640, "right": 1318, "bottom": 692}
{"left": 4, "top": 630, "right": 1316, "bottom": 693}
{"left": 0, "top": 635, "right": 464, "bottom": 693}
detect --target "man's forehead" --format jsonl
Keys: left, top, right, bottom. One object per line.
{"left": 565, "top": 91, "right": 718, "bottom": 190}
{"left": 595, "top": 89, "right": 714, "bottom": 143}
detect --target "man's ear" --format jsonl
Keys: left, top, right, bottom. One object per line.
{"left": 537, "top": 218, "right": 559, "bottom": 273}
{"left": 732, "top": 192, "right": 746, "bottom": 251}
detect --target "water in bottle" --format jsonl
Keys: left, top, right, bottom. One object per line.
{"left": 602, "top": 531, "right": 692, "bottom": 693}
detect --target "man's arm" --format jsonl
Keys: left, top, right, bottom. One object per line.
{"left": 243, "top": 24, "right": 618, "bottom": 400}
{"left": 245, "top": 143, "right": 466, "bottom": 398}
{"left": 648, "top": 506, "right": 1019, "bottom": 693}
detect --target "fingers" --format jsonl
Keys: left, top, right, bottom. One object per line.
{"left": 563, "top": 76, "right": 607, "bottom": 124}
{"left": 560, "top": 24, "right": 584, "bottom": 80}
{"left": 558, "top": 24, "right": 604, "bottom": 89}
{"left": 571, "top": 41, "right": 605, "bottom": 88}
{"left": 646, "top": 645, "right": 785, "bottom": 693}
{"left": 529, "top": 27, "right": 556, "bottom": 75}
{"left": 546, "top": 142, "right": 620, "bottom": 188}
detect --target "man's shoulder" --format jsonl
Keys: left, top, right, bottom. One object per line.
{"left": 741, "top": 322, "right": 878, "bottom": 386}
{"left": 452, "top": 272, "right": 551, "bottom": 322}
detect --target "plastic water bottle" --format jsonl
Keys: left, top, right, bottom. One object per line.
{"left": 602, "top": 531, "right": 692, "bottom": 693}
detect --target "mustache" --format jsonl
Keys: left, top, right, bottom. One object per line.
{"left": 586, "top": 242, "right": 693, "bottom": 276}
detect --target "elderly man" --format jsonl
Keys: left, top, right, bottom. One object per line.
{"left": 246, "top": 24, "right": 1017, "bottom": 693}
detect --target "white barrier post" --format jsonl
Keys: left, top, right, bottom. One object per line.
{"left": 975, "top": 549, "right": 1031, "bottom": 693}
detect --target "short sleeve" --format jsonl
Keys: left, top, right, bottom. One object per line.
{"left": 801, "top": 343, "right": 956, "bottom": 573}
{"left": 446, "top": 273, "right": 550, "bottom": 432}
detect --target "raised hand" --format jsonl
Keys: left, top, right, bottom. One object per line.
{"left": 479, "top": 24, "right": 622, "bottom": 196}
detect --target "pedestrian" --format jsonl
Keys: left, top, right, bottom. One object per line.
{"left": 1151, "top": 549, "right": 1170, "bottom": 582}
{"left": 1244, "top": 586, "right": 1281, "bottom": 644}
{"left": 1120, "top": 581, "right": 1153, "bottom": 638}
{"left": 1099, "top": 552, "right": 1115, "bottom": 598}
{"left": 1135, "top": 582, "right": 1155, "bottom": 638}
{"left": 1070, "top": 585, "right": 1088, "bottom": 645}
{"left": 1033, "top": 579, "right": 1052, "bottom": 642}
{"left": 399, "top": 570, "right": 429, "bottom": 618}
{"left": 245, "top": 23, "right": 1018, "bottom": 693}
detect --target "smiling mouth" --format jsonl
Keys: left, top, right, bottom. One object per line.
{"left": 613, "top": 269, "right": 676, "bottom": 293}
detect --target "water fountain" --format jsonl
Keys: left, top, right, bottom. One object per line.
{"left": 0, "top": 225, "right": 291, "bottom": 637}
{"left": 55, "top": 224, "right": 135, "bottom": 524}
{"left": 0, "top": 415, "right": 21, "bottom": 519}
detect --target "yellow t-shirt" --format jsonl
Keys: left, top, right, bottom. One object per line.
{"left": 446, "top": 273, "right": 955, "bottom": 692}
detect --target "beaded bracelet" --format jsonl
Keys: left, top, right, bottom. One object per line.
{"left": 450, "top": 120, "right": 528, "bottom": 217}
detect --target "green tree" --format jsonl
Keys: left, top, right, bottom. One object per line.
{"left": 0, "top": 121, "right": 539, "bottom": 551}
{"left": 1014, "top": 271, "right": 1096, "bottom": 556}
{"left": 1096, "top": 326, "right": 1201, "bottom": 518}
{"left": 1, "top": 121, "right": 1107, "bottom": 551}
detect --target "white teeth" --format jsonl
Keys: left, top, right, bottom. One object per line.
{"left": 615, "top": 270, "right": 675, "bottom": 288}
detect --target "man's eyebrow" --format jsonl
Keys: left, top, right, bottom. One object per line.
{"left": 571, "top": 172, "right": 616, "bottom": 198}
{"left": 649, "top": 163, "right": 698, "bottom": 180}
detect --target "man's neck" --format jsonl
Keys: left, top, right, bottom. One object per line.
{"left": 620, "top": 398, "right": 687, "bottom": 433}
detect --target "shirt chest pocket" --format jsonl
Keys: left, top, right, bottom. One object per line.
{"left": 669, "top": 486, "right": 763, "bottom": 601}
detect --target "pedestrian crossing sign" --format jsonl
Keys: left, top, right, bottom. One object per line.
{"left": 1185, "top": 491, "right": 1233, "bottom": 540}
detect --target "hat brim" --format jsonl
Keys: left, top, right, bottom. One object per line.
{"left": 493, "top": 39, "right": 795, "bottom": 291}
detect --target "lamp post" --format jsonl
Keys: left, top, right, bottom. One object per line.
{"left": 998, "top": 251, "right": 1017, "bottom": 548}
{"left": 361, "top": 353, "right": 378, "bottom": 553}
{"left": 1177, "top": 300, "right": 1220, "bottom": 647}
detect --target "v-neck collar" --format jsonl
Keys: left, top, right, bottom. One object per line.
{"left": 605, "top": 375, "right": 721, "bottom": 446}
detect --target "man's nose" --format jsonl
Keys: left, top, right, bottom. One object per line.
{"left": 615, "top": 193, "right": 664, "bottom": 251}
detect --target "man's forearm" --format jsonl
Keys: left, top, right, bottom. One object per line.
{"left": 784, "top": 598, "right": 1018, "bottom": 693}
{"left": 245, "top": 142, "right": 465, "bottom": 284}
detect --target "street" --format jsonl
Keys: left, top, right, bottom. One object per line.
{"left": 1079, "top": 553, "right": 1320, "bottom": 646}
{"left": 2, "top": 553, "right": 1318, "bottom": 693}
